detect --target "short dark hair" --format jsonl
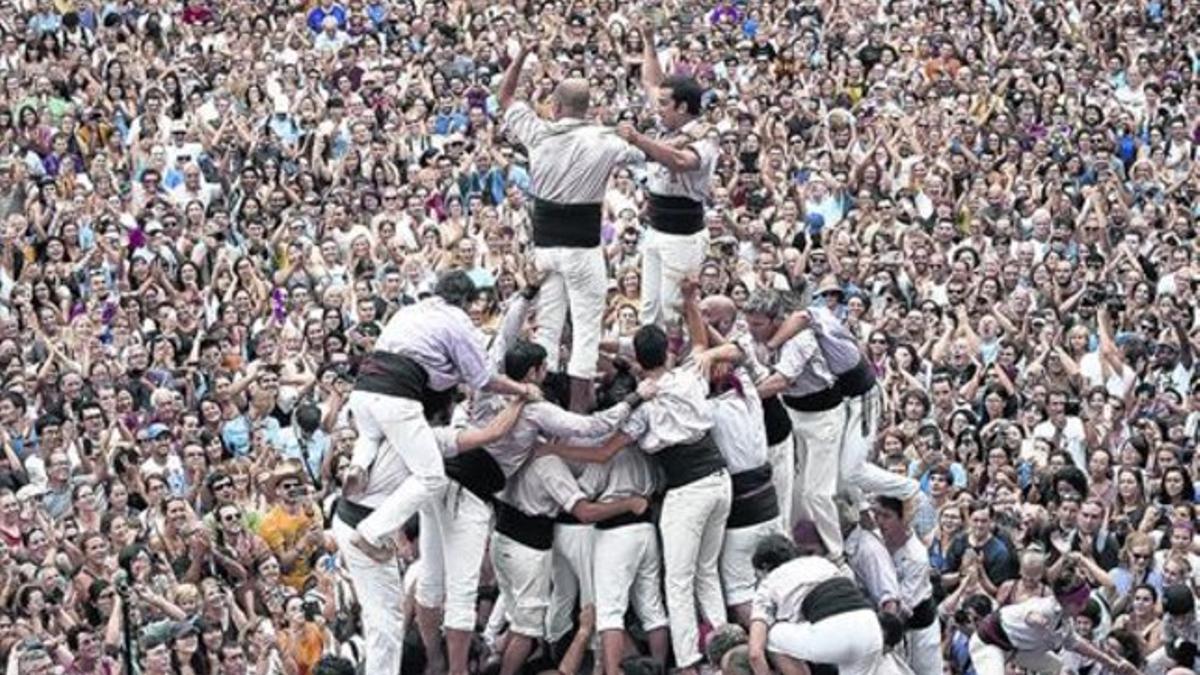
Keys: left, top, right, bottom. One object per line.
{"left": 633, "top": 325, "right": 669, "bottom": 370}
{"left": 434, "top": 270, "right": 476, "bottom": 309}
{"left": 503, "top": 340, "right": 547, "bottom": 381}
{"left": 752, "top": 534, "right": 799, "bottom": 573}
{"left": 664, "top": 75, "right": 703, "bottom": 116}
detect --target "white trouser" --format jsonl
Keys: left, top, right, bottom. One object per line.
{"left": 490, "top": 532, "right": 553, "bottom": 638}
{"left": 333, "top": 518, "right": 405, "bottom": 675}
{"left": 413, "top": 483, "right": 492, "bottom": 632}
{"left": 787, "top": 403, "right": 846, "bottom": 558}
{"left": 767, "top": 609, "right": 883, "bottom": 675}
{"left": 839, "top": 388, "right": 918, "bottom": 507}
{"left": 547, "top": 523, "right": 596, "bottom": 643}
{"left": 535, "top": 245, "right": 606, "bottom": 379}
{"left": 903, "top": 622, "right": 943, "bottom": 675}
{"left": 593, "top": 522, "right": 668, "bottom": 634}
{"left": 350, "top": 392, "right": 448, "bottom": 546}
{"left": 767, "top": 436, "right": 795, "bottom": 534}
{"left": 483, "top": 589, "right": 508, "bottom": 651}
{"left": 720, "top": 517, "right": 784, "bottom": 607}
{"left": 660, "top": 470, "right": 732, "bottom": 668}
{"left": 968, "top": 633, "right": 1062, "bottom": 675}
{"left": 640, "top": 227, "right": 708, "bottom": 326}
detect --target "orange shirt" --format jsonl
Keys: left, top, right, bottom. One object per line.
{"left": 259, "top": 505, "right": 320, "bottom": 590}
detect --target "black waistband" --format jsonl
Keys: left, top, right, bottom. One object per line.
{"left": 531, "top": 198, "right": 602, "bottom": 248}
{"left": 494, "top": 500, "right": 555, "bottom": 550}
{"left": 354, "top": 352, "right": 429, "bottom": 400}
{"left": 727, "top": 482, "right": 779, "bottom": 529}
{"left": 445, "top": 448, "right": 506, "bottom": 502}
{"left": 782, "top": 387, "right": 843, "bottom": 412}
{"left": 801, "top": 577, "right": 871, "bottom": 623}
{"left": 836, "top": 358, "right": 877, "bottom": 398}
{"left": 907, "top": 598, "right": 937, "bottom": 631}
{"left": 977, "top": 612, "right": 1014, "bottom": 651}
{"left": 335, "top": 499, "right": 374, "bottom": 529}
{"left": 656, "top": 432, "right": 727, "bottom": 490}
{"left": 647, "top": 193, "right": 704, "bottom": 235}
{"left": 595, "top": 510, "right": 653, "bottom": 531}
{"left": 730, "top": 465, "right": 773, "bottom": 496}
{"left": 762, "top": 395, "right": 793, "bottom": 446}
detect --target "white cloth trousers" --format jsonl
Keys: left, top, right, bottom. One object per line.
{"left": 767, "top": 436, "right": 795, "bottom": 534}
{"left": 968, "top": 634, "right": 1062, "bottom": 675}
{"left": 534, "top": 246, "right": 607, "bottom": 379}
{"left": 413, "top": 483, "right": 493, "bottom": 632}
{"left": 490, "top": 532, "right": 553, "bottom": 638}
{"left": 659, "top": 470, "right": 733, "bottom": 669}
{"left": 766, "top": 609, "right": 883, "bottom": 675}
{"left": 839, "top": 387, "right": 918, "bottom": 507}
{"left": 640, "top": 227, "right": 708, "bottom": 326}
{"left": 721, "top": 517, "right": 784, "bottom": 607}
{"left": 903, "top": 622, "right": 944, "bottom": 675}
{"left": 593, "top": 523, "right": 669, "bottom": 634}
{"left": 547, "top": 523, "right": 596, "bottom": 643}
{"left": 350, "top": 392, "right": 448, "bottom": 546}
{"left": 332, "top": 518, "right": 405, "bottom": 675}
{"left": 787, "top": 404, "right": 846, "bottom": 559}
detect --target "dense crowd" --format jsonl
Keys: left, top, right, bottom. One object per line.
{"left": 0, "top": 0, "right": 1198, "bottom": 674}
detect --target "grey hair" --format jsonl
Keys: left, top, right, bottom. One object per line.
{"left": 743, "top": 288, "right": 802, "bottom": 319}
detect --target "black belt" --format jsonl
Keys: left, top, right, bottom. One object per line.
{"left": 354, "top": 351, "right": 428, "bottom": 400}
{"left": 595, "top": 510, "right": 653, "bottom": 531}
{"left": 728, "top": 465, "right": 778, "bottom": 528}
{"left": 647, "top": 193, "right": 704, "bottom": 235}
{"left": 494, "top": 500, "right": 555, "bottom": 551}
{"left": 782, "top": 387, "right": 843, "bottom": 412}
{"left": 335, "top": 499, "right": 374, "bottom": 529}
{"left": 906, "top": 598, "right": 937, "bottom": 631}
{"left": 800, "top": 577, "right": 871, "bottom": 623}
{"left": 531, "top": 198, "right": 602, "bottom": 248}
{"left": 656, "top": 432, "right": 727, "bottom": 490}
{"left": 444, "top": 448, "right": 506, "bottom": 502}
{"left": 762, "top": 395, "right": 793, "bottom": 446}
{"left": 835, "top": 358, "right": 877, "bottom": 398}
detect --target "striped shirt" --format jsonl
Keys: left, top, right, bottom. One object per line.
{"left": 503, "top": 103, "right": 644, "bottom": 203}
{"left": 644, "top": 119, "right": 719, "bottom": 202}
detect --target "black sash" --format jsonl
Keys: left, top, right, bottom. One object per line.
{"left": 728, "top": 465, "right": 779, "bottom": 528}
{"left": 977, "top": 612, "right": 1014, "bottom": 651}
{"left": 906, "top": 598, "right": 937, "bottom": 631}
{"left": 800, "top": 577, "right": 871, "bottom": 623}
{"left": 655, "top": 432, "right": 727, "bottom": 490}
{"left": 762, "top": 395, "right": 793, "bottom": 445}
{"left": 494, "top": 500, "right": 555, "bottom": 550}
{"left": 355, "top": 352, "right": 428, "bottom": 400}
{"left": 531, "top": 198, "right": 602, "bottom": 248}
{"left": 647, "top": 193, "right": 704, "bottom": 235}
{"left": 782, "top": 387, "right": 843, "bottom": 413}
{"left": 835, "top": 358, "right": 877, "bottom": 398}
{"left": 335, "top": 499, "right": 374, "bottom": 529}
{"left": 444, "top": 449, "right": 506, "bottom": 502}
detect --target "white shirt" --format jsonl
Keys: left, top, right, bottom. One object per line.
{"left": 644, "top": 119, "right": 718, "bottom": 202}
{"left": 751, "top": 556, "right": 842, "bottom": 626}
{"left": 621, "top": 367, "right": 712, "bottom": 453}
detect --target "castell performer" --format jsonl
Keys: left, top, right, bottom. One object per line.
{"left": 343, "top": 270, "right": 539, "bottom": 559}
{"left": 498, "top": 32, "right": 645, "bottom": 412}
{"left": 616, "top": 19, "right": 719, "bottom": 327}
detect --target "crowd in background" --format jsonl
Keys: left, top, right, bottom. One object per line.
{"left": 0, "top": 0, "right": 1197, "bottom": 673}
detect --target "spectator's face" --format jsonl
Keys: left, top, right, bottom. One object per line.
{"left": 968, "top": 508, "right": 991, "bottom": 539}
{"left": 1077, "top": 503, "right": 1104, "bottom": 534}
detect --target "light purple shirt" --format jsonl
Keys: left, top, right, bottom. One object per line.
{"left": 808, "top": 306, "right": 865, "bottom": 375}
{"left": 375, "top": 297, "right": 491, "bottom": 391}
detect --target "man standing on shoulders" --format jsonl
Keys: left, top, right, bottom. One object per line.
{"left": 498, "top": 32, "right": 644, "bottom": 411}
{"left": 617, "top": 20, "right": 719, "bottom": 327}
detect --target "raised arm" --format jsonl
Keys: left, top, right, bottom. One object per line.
{"left": 639, "top": 21, "right": 666, "bottom": 91}
{"left": 497, "top": 37, "right": 536, "bottom": 111}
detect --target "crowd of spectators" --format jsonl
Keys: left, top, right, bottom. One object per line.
{"left": 0, "top": 0, "right": 1198, "bottom": 673}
